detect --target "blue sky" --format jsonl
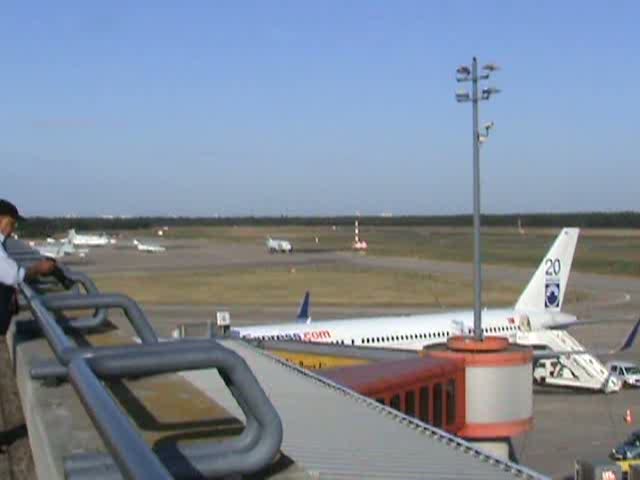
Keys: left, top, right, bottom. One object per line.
{"left": 1, "top": 2, "right": 638, "bottom": 216}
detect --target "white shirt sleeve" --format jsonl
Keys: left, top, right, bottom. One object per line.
{"left": 0, "top": 247, "right": 25, "bottom": 287}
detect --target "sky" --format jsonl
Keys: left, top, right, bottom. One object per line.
{"left": 1, "top": 2, "right": 638, "bottom": 216}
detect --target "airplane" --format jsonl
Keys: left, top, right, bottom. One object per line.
{"left": 133, "top": 239, "right": 166, "bottom": 253}
{"left": 34, "top": 240, "right": 83, "bottom": 259}
{"left": 266, "top": 237, "right": 293, "bottom": 254}
{"left": 234, "top": 228, "right": 639, "bottom": 355}
{"left": 67, "top": 229, "right": 109, "bottom": 247}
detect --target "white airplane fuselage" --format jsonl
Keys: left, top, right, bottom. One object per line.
{"left": 234, "top": 308, "right": 576, "bottom": 350}
{"left": 68, "top": 230, "right": 109, "bottom": 247}
{"left": 133, "top": 239, "right": 166, "bottom": 253}
{"left": 137, "top": 244, "right": 166, "bottom": 253}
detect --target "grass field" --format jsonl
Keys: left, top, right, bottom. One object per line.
{"left": 93, "top": 265, "right": 532, "bottom": 308}
{"left": 143, "top": 225, "right": 640, "bottom": 277}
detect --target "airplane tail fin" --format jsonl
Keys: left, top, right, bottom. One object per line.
{"left": 515, "top": 228, "right": 580, "bottom": 312}
{"left": 296, "top": 291, "right": 311, "bottom": 324}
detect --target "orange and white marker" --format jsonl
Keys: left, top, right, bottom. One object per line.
{"left": 352, "top": 219, "right": 368, "bottom": 251}
{"left": 625, "top": 408, "right": 633, "bottom": 424}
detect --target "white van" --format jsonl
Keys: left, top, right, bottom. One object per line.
{"left": 607, "top": 361, "right": 640, "bottom": 387}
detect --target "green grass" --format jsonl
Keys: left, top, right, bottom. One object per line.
{"left": 93, "top": 265, "right": 525, "bottom": 308}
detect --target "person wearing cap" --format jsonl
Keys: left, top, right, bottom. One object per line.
{"left": 0, "top": 199, "right": 56, "bottom": 335}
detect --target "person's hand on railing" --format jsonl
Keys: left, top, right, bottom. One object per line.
{"left": 26, "top": 258, "right": 57, "bottom": 280}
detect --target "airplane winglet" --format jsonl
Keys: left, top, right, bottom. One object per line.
{"left": 296, "top": 291, "right": 311, "bottom": 324}
{"left": 616, "top": 317, "right": 640, "bottom": 352}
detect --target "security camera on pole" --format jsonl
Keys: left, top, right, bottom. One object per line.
{"left": 455, "top": 57, "right": 501, "bottom": 341}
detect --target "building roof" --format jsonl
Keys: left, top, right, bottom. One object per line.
{"left": 182, "top": 339, "right": 549, "bottom": 480}
{"left": 319, "top": 355, "right": 462, "bottom": 394}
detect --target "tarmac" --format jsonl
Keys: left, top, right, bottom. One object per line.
{"left": 22, "top": 239, "right": 640, "bottom": 478}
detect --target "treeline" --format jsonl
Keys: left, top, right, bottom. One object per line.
{"left": 16, "top": 212, "right": 640, "bottom": 238}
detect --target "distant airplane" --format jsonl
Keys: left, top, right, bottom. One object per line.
{"left": 67, "top": 229, "right": 109, "bottom": 247}
{"left": 266, "top": 237, "right": 293, "bottom": 254}
{"left": 133, "top": 239, "right": 166, "bottom": 253}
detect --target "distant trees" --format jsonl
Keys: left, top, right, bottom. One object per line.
{"left": 16, "top": 212, "right": 640, "bottom": 238}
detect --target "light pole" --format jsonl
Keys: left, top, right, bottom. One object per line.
{"left": 455, "top": 57, "right": 501, "bottom": 341}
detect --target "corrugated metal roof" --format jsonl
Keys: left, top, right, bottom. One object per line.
{"left": 182, "top": 339, "right": 549, "bottom": 480}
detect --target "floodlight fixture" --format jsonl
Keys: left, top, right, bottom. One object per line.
{"left": 482, "top": 63, "right": 500, "bottom": 72}
{"left": 481, "top": 86, "right": 501, "bottom": 100}
{"left": 456, "top": 90, "right": 470, "bottom": 102}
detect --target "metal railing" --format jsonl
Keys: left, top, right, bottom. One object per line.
{"left": 9, "top": 242, "right": 283, "bottom": 480}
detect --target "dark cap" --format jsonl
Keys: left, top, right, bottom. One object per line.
{"left": 0, "top": 199, "right": 25, "bottom": 221}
